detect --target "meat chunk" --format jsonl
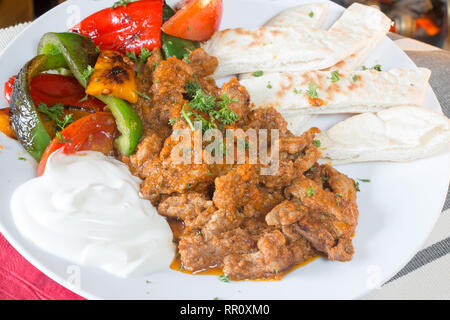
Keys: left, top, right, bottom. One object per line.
{"left": 179, "top": 227, "right": 256, "bottom": 271}
{"left": 158, "top": 192, "right": 215, "bottom": 229}
{"left": 277, "top": 168, "right": 359, "bottom": 261}
{"left": 223, "top": 230, "right": 316, "bottom": 280}
{"left": 188, "top": 48, "right": 218, "bottom": 78}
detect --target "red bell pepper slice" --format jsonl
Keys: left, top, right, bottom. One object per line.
{"left": 162, "top": 0, "right": 222, "bottom": 41}
{"left": 4, "top": 74, "right": 105, "bottom": 111}
{"left": 37, "top": 112, "right": 116, "bottom": 176}
{"left": 70, "top": 0, "right": 163, "bottom": 55}
{"left": 4, "top": 75, "right": 16, "bottom": 103}
{"left": 30, "top": 74, "right": 104, "bottom": 111}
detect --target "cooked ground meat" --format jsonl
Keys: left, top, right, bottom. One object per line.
{"left": 126, "top": 50, "right": 360, "bottom": 280}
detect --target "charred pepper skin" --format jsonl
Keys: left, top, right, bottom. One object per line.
{"left": 9, "top": 54, "right": 67, "bottom": 161}
{"left": 38, "top": 32, "right": 143, "bottom": 156}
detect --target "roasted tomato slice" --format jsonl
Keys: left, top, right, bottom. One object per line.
{"left": 162, "top": 0, "right": 223, "bottom": 41}
{"left": 37, "top": 112, "right": 116, "bottom": 176}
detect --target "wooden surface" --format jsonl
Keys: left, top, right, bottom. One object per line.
{"left": 0, "top": 0, "right": 34, "bottom": 29}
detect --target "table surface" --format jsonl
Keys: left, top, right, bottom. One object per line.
{"left": 0, "top": 23, "right": 449, "bottom": 300}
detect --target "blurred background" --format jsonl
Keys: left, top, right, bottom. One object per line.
{"left": 0, "top": 0, "right": 449, "bottom": 49}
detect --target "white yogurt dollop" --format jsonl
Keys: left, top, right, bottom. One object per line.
{"left": 10, "top": 151, "right": 175, "bottom": 278}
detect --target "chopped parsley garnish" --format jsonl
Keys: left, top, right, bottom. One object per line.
{"left": 183, "top": 52, "right": 191, "bottom": 63}
{"left": 330, "top": 70, "right": 340, "bottom": 82}
{"left": 322, "top": 176, "right": 329, "bottom": 182}
{"left": 306, "top": 186, "right": 315, "bottom": 197}
{"left": 352, "top": 75, "right": 358, "bottom": 82}
{"left": 358, "top": 178, "right": 371, "bottom": 183}
{"left": 218, "top": 275, "right": 230, "bottom": 283}
{"left": 313, "top": 139, "right": 321, "bottom": 147}
{"left": 126, "top": 48, "right": 153, "bottom": 76}
{"left": 55, "top": 132, "right": 72, "bottom": 144}
{"left": 37, "top": 103, "right": 74, "bottom": 131}
{"left": 362, "top": 64, "right": 382, "bottom": 72}
{"left": 79, "top": 93, "right": 89, "bottom": 102}
{"left": 18, "top": 157, "right": 26, "bottom": 161}
{"left": 181, "top": 84, "right": 240, "bottom": 131}
{"left": 81, "top": 65, "right": 94, "bottom": 81}
{"left": 306, "top": 81, "right": 318, "bottom": 98}
{"left": 354, "top": 181, "right": 360, "bottom": 192}
{"left": 135, "top": 90, "right": 151, "bottom": 100}
{"left": 267, "top": 82, "right": 272, "bottom": 89}
{"left": 308, "top": 11, "right": 314, "bottom": 18}
{"left": 372, "top": 64, "right": 382, "bottom": 71}
{"left": 336, "top": 193, "right": 343, "bottom": 198}
{"left": 294, "top": 88, "right": 302, "bottom": 94}
{"left": 252, "top": 70, "right": 264, "bottom": 77}
{"left": 275, "top": 268, "right": 279, "bottom": 274}
{"left": 168, "top": 118, "right": 180, "bottom": 126}
{"left": 112, "top": 0, "right": 136, "bottom": 9}
{"left": 185, "top": 78, "right": 203, "bottom": 98}
{"left": 195, "top": 231, "right": 202, "bottom": 236}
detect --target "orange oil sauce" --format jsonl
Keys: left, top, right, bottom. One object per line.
{"left": 308, "top": 97, "right": 326, "bottom": 107}
{"left": 168, "top": 217, "right": 320, "bottom": 281}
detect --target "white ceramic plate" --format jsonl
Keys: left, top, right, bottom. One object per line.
{"left": 0, "top": 0, "right": 448, "bottom": 300}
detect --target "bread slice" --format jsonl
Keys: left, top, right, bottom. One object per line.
{"left": 318, "top": 106, "right": 450, "bottom": 163}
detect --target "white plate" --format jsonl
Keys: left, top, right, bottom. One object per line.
{"left": 0, "top": 0, "right": 448, "bottom": 300}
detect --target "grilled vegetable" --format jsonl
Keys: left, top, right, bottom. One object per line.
{"left": 86, "top": 50, "right": 138, "bottom": 103}
{"left": 37, "top": 32, "right": 99, "bottom": 88}
{"left": 37, "top": 112, "right": 116, "bottom": 176}
{"left": 37, "top": 32, "right": 143, "bottom": 156}
{"left": 4, "top": 76, "right": 16, "bottom": 103}
{"left": 0, "top": 108, "right": 15, "bottom": 138}
{"left": 96, "top": 94, "right": 142, "bottom": 155}
{"left": 162, "top": 0, "right": 223, "bottom": 41}
{"left": 161, "top": 4, "right": 200, "bottom": 60}
{"left": 161, "top": 33, "right": 199, "bottom": 60}
{"left": 70, "top": 0, "right": 163, "bottom": 55}
{"left": 9, "top": 54, "right": 68, "bottom": 160}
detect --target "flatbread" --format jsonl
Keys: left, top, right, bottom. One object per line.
{"left": 240, "top": 68, "right": 431, "bottom": 115}
{"left": 326, "top": 3, "right": 392, "bottom": 71}
{"left": 240, "top": 2, "right": 330, "bottom": 130}
{"left": 318, "top": 106, "right": 450, "bottom": 163}
{"left": 265, "top": 2, "right": 330, "bottom": 29}
{"left": 204, "top": 3, "right": 391, "bottom": 79}
{"left": 240, "top": 2, "right": 330, "bottom": 81}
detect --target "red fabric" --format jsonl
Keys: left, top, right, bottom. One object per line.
{"left": 0, "top": 233, "right": 85, "bottom": 300}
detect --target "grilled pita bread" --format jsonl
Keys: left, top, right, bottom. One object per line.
{"left": 325, "top": 3, "right": 392, "bottom": 71}
{"left": 203, "top": 3, "right": 391, "bottom": 79}
{"left": 240, "top": 3, "right": 330, "bottom": 82}
{"left": 240, "top": 68, "right": 431, "bottom": 114}
{"left": 318, "top": 106, "right": 450, "bottom": 163}
{"left": 240, "top": 3, "right": 331, "bottom": 131}
{"left": 265, "top": 2, "right": 330, "bottom": 28}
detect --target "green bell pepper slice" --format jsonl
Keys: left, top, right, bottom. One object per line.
{"left": 9, "top": 54, "right": 68, "bottom": 160}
